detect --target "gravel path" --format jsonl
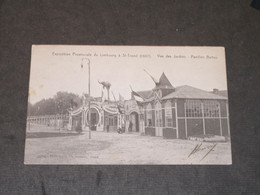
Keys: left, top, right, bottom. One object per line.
{"left": 24, "top": 125, "right": 232, "bottom": 165}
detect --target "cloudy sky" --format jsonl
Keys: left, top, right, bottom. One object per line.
{"left": 28, "top": 45, "right": 228, "bottom": 104}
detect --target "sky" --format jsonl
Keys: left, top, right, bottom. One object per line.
{"left": 28, "top": 45, "right": 228, "bottom": 104}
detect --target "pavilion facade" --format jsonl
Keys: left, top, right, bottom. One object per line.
{"left": 125, "top": 73, "right": 230, "bottom": 139}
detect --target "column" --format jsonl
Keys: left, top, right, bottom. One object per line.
{"left": 175, "top": 100, "right": 179, "bottom": 139}
{"left": 201, "top": 102, "right": 206, "bottom": 135}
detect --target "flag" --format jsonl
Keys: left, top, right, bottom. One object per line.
{"left": 117, "top": 105, "right": 123, "bottom": 114}
{"left": 129, "top": 85, "right": 145, "bottom": 102}
{"left": 132, "top": 90, "right": 143, "bottom": 99}
{"left": 111, "top": 91, "right": 123, "bottom": 114}
{"left": 144, "top": 69, "right": 159, "bottom": 85}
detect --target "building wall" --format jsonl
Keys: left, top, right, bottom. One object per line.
{"left": 178, "top": 119, "right": 186, "bottom": 139}
{"left": 176, "top": 99, "right": 229, "bottom": 138}
{"left": 205, "top": 118, "right": 221, "bottom": 135}
{"left": 219, "top": 100, "right": 227, "bottom": 117}
{"left": 163, "top": 128, "right": 177, "bottom": 139}
{"left": 145, "top": 127, "right": 156, "bottom": 136}
{"left": 143, "top": 98, "right": 229, "bottom": 139}
{"left": 221, "top": 118, "right": 229, "bottom": 136}
{"left": 177, "top": 99, "right": 185, "bottom": 117}
{"left": 186, "top": 119, "right": 204, "bottom": 137}
{"left": 162, "top": 100, "right": 178, "bottom": 139}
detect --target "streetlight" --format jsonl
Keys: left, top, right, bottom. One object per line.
{"left": 81, "top": 58, "right": 91, "bottom": 139}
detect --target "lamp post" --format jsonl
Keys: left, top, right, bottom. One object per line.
{"left": 82, "top": 58, "right": 91, "bottom": 139}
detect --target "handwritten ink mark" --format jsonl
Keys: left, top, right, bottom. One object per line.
{"left": 200, "top": 143, "right": 217, "bottom": 161}
{"left": 188, "top": 143, "right": 217, "bottom": 161}
{"left": 188, "top": 143, "right": 202, "bottom": 158}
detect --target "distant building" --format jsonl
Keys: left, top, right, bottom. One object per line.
{"left": 124, "top": 99, "right": 144, "bottom": 133}
{"left": 126, "top": 73, "right": 230, "bottom": 139}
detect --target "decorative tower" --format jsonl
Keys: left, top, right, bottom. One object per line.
{"left": 153, "top": 72, "right": 175, "bottom": 98}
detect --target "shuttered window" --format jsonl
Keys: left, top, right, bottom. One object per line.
{"left": 155, "top": 102, "right": 163, "bottom": 127}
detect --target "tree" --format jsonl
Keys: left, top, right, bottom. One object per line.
{"left": 27, "top": 92, "right": 82, "bottom": 116}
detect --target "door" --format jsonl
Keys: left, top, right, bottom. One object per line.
{"left": 129, "top": 112, "right": 139, "bottom": 132}
{"left": 155, "top": 102, "right": 163, "bottom": 136}
{"left": 91, "top": 113, "right": 97, "bottom": 130}
{"left": 88, "top": 108, "right": 99, "bottom": 130}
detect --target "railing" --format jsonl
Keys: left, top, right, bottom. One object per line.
{"left": 27, "top": 114, "right": 69, "bottom": 129}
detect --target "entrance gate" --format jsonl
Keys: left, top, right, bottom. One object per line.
{"left": 129, "top": 112, "right": 139, "bottom": 132}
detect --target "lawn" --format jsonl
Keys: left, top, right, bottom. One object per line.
{"left": 24, "top": 125, "right": 232, "bottom": 165}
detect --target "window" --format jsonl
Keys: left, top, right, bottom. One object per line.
{"left": 146, "top": 103, "right": 153, "bottom": 126}
{"left": 185, "top": 100, "right": 202, "bottom": 117}
{"left": 155, "top": 102, "right": 163, "bottom": 127}
{"left": 165, "top": 101, "right": 173, "bottom": 127}
{"left": 204, "top": 100, "right": 220, "bottom": 117}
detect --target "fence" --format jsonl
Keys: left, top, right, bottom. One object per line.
{"left": 27, "top": 114, "right": 69, "bottom": 129}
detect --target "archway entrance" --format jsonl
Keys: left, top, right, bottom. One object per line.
{"left": 72, "top": 114, "right": 82, "bottom": 131}
{"left": 86, "top": 108, "right": 100, "bottom": 130}
{"left": 104, "top": 113, "right": 118, "bottom": 132}
{"left": 129, "top": 112, "right": 139, "bottom": 132}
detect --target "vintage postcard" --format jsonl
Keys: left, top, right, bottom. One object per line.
{"left": 24, "top": 45, "right": 232, "bottom": 164}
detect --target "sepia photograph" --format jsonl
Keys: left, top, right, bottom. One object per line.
{"left": 24, "top": 45, "right": 232, "bottom": 165}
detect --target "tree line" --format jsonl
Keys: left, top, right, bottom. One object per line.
{"left": 27, "top": 92, "right": 82, "bottom": 116}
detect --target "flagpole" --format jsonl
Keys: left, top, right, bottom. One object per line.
{"left": 82, "top": 58, "right": 91, "bottom": 139}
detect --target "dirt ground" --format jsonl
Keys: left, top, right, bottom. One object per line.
{"left": 24, "top": 125, "right": 232, "bottom": 165}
